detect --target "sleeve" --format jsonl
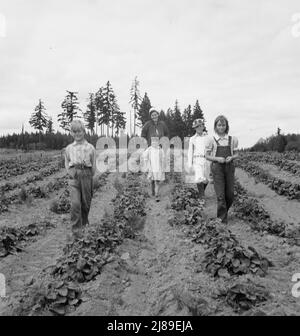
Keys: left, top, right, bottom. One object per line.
{"left": 141, "top": 121, "right": 149, "bottom": 140}
{"left": 64, "top": 146, "right": 70, "bottom": 170}
{"left": 205, "top": 136, "right": 214, "bottom": 154}
{"left": 187, "top": 137, "right": 194, "bottom": 168}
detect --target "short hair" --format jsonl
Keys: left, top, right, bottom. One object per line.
{"left": 214, "top": 115, "right": 229, "bottom": 134}
{"left": 70, "top": 119, "right": 85, "bottom": 133}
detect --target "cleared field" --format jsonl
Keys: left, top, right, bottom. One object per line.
{"left": 0, "top": 150, "right": 299, "bottom": 316}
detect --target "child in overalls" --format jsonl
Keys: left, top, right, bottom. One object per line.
{"left": 187, "top": 119, "right": 210, "bottom": 199}
{"left": 64, "top": 120, "right": 97, "bottom": 238}
{"left": 205, "top": 115, "right": 238, "bottom": 223}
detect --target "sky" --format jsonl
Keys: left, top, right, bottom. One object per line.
{"left": 0, "top": 0, "right": 300, "bottom": 148}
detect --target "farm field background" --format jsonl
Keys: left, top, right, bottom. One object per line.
{"left": 0, "top": 150, "right": 300, "bottom": 316}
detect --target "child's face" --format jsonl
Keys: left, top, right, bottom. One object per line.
{"left": 216, "top": 120, "right": 227, "bottom": 135}
{"left": 196, "top": 125, "right": 204, "bottom": 134}
{"left": 71, "top": 127, "right": 85, "bottom": 141}
{"left": 151, "top": 138, "right": 159, "bottom": 148}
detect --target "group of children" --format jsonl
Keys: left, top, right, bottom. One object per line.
{"left": 65, "top": 114, "right": 238, "bottom": 238}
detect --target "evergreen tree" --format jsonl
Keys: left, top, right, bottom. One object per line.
{"left": 29, "top": 99, "right": 48, "bottom": 142}
{"left": 58, "top": 91, "right": 81, "bottom": 132}
{"left": 137, "top": 92, "right": 151, "bottom": 127}
{"left": 46, "top": 117, "right": 54, "bottom": 134}
{"left": 95, "top": 87, "right": 105, "bottom": 135}
{"left": 182, "top": 104, "right": 193, "bottom": 137}
{"left": 171, "top": 100, "right": 185, "bottom": 139}
{"left": 165, "top": 108, "right": 174, "bottom": 138}
{"left": 159, "top": 109, "right": 166, "bottom": 122}
{"left": 192, "top": 100, "right": 207, "bottom": 132}
{"left": 129, "top": 76, "right": 142, "bottom": 135}
{"left": 113, "top": 101, "right": 126, "bottom": 136}
{"left": 84, "top": 93, "right": 96, "bottom": 134}
{"left": 101, "top": 81, "right": 117, "bottom": 136}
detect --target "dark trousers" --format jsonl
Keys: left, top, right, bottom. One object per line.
{"left": 211, "top": 162, "right": 235, "bottom": 223}
{"left": 69, "top": 168, "right": 93, "bottom": 234}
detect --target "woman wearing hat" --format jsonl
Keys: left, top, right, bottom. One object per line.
{"left": 141, "top": 108, "right": 170, "bottom": 147}
{"left": 187, "top": 118, "right": 210, "bottom": 199}
{"left": 141, "top": 108, "right": 169, "bottom": 197}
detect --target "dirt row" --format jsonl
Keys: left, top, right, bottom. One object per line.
{"left": 1, "top": 168, "right": 300, "bottom": 315}
{"left": 0, "top": 172, "right": 113, "bottom": 315}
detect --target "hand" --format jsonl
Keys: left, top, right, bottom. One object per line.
{"left": 67, "top": 168, "right": 76, "bottom": 179}
{"left": 225, "top": 156, "right": 233, "bottom": 163}
{"left": 216, "top": 157, "right": 225, "bottom": 164}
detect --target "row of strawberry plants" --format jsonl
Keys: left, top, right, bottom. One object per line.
{"left": 0, "top": 176, "right": 68, "bottom": 214}
{"left": 169, "top": 177, "right": 272, "bottom": 314}
{"left": 233, "top": 180, "right": 299, "bottom": 245}
{"left": 236, "top": 158, "right": 300, "bottom": 200}
{"left": 0, "top": 220, "right": 56, "bottom": 258}
{"left": 17, "top": 173, "right": 148, "bottom": 316}
{"left": 0, "top": 164, "right": 62, "bottom": 193}
{"left": 240, "top": 152, "right": 300, "bottom": 177}
{"left": 0, "top": 157, "right": 61, "bottom": 180}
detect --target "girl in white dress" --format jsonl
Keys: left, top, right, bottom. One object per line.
{"left": 187, "top": 119, "right": 210, "bottom": 198}
{"left": 142, "top": 137, "right": 165, "bottom": 201}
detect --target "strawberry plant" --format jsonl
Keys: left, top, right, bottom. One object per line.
{"left": 219, "top": 278, "right": 270, "bottom": 312}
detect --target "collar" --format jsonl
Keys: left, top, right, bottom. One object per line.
{"left": 215, "top": 134, "right": 228, "bottom": 141}
{"left": 72, "top": 139, "right": 87, "bottom": 146}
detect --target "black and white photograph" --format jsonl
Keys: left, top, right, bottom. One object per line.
{"left": 0, "top": 0, "right": 300, "bottom": 320}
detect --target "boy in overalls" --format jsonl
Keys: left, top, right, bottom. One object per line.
{"left": 205, "top": 115, "right": 238, "bottom": 223}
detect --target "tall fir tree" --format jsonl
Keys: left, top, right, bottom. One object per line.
{"left": 182, "top": 104, "right": 193, "bottom": 137}
{"left": 112, "top": 101, "right": 126, "bottom": 136}
{"left": 192, "top": 100, "right": 207, "bottom": 132}
{"left": 171, "top": 100, "right": 185, "bottom": 139}
{"left": 101, "top": 81, "right": 117, "bottom": 136}
{"left": 165, "top": 108, "right": 174, "bottom": 138}
{"left": 137, "top": 92, "right": 151, "bottom": 127}
{"left": 58, "top": 91, "right": 81, "bottom": 132}
{"left": 129, "top": 76, "right": 142, "bottom": 135}
{"left": 29, "top": 99, "right": 48, "bottom": 142}
{"left": 159, "top": 109, "right": 166, "bottom": 122}
{"left": 84, "top": 93, "right": 96, "bottom": 135}
{"left": 94, "top": 87, "right": 105, "bottom": 135}
{"left": 46, "top": 117, "right": 54, "bottom": 134}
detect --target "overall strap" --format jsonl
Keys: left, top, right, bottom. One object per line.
{"left": 213, "top": 137, "right": 220, "bottom": 146}
{"left": 228, "top": 136, "right": 233, "bottom": 155}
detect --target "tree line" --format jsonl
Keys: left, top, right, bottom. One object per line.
{"left": 249, "top": 128, "right": 300, "bottom": 152}
{"left": 0, "top": 77, "right": 208, "bottom": 150}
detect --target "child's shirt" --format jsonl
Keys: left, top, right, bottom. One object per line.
{"left": 187, "top": 133, "right": 207, "bottom": 168}
{"left": 142, "top": 146, "right": 165, "bottom": 173}
{"left": 65, "top": 140, "right": 96, "bottom": 168}
{"left": 205, "top": 134, "right": 238, "bottom": 157}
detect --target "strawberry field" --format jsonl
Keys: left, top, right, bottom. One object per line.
{"left": 0, "top": 150, "right": 300, "bottom": 316}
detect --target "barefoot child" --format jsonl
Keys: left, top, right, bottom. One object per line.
{"left": 187, "top": 119, "right": 210, "bottom": 199}
{"left": 205, "top": 115, "right": 238, "bottom": 223}
{"left": 64, "top": 120, "right": 97, "bottom": 237}
{"left": 142, "top": 136, "right": 165, "bottom": 201}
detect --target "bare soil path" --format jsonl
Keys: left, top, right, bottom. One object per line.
{"left": 0, "top": 172, "right": 114, "bottom": 315}
{"left": 236, "top": 168, "right": 300, "bottom": 226}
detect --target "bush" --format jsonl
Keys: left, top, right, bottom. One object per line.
{"left": 285, "top": 141, "right": 300, "bottom": 152}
